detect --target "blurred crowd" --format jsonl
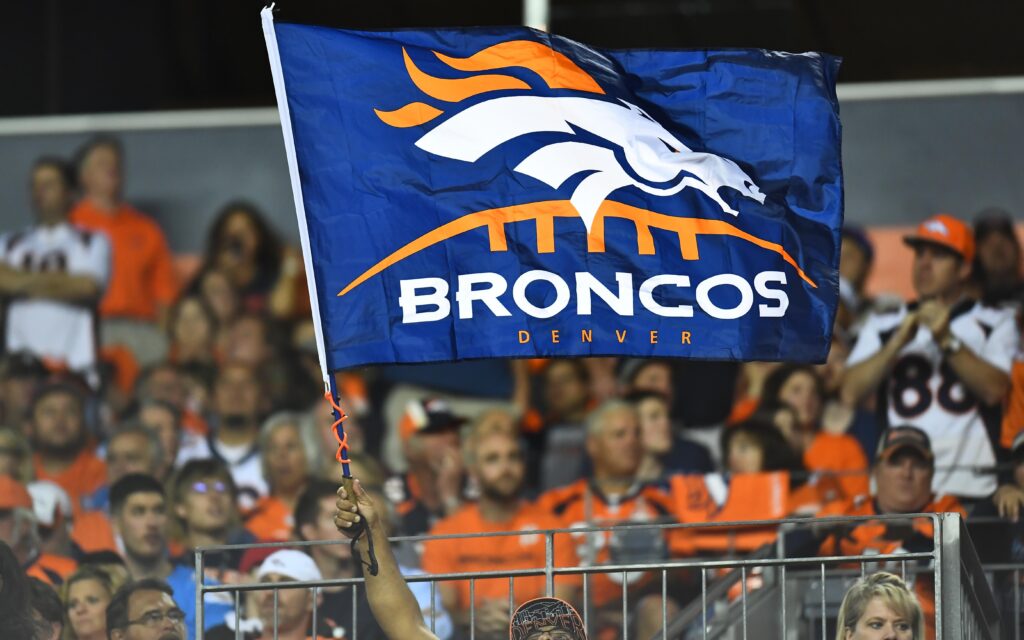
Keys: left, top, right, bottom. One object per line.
{"left": 2, "top": 134, "right": 1024, "bottom": 640}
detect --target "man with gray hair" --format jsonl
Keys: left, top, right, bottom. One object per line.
{"left": 536, "top": 399, "right": 677, "bottom": 638}
{"left": 82, "top": 425, "right": 164, "bottom": 513}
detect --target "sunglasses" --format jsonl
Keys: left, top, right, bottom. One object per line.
{"left": 190, "top": 480, "right": 229, "bottom": 495}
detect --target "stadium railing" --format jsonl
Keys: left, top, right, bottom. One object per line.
{"left": 195, "top": 513, "right": 1011, "bottom": 639}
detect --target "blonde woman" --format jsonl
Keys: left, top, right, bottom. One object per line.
{"left": 61, "top": 564, "right": 128, "bottom": 640}
{"left": 835, "top": 572, "right": 925, "bottom": 640}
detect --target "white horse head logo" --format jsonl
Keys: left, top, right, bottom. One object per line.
{"left": 376, "top": 41, "right": 766, "bottom": 232}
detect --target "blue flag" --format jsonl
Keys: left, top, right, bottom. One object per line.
{"left": 263, "top": 11, "right": 842, "bottom": 373}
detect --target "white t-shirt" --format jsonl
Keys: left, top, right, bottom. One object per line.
{"left": 0, "top": 223, "right": 110, "bottom": 383}
{"left": 847, "top": 300, "right": 1019, "bottom": 497}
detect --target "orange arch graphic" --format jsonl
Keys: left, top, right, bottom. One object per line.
{"left": 337, "top": 201, "right": 817, "bottom": 296}
{"left": 373, "top": 102, "right": 443, "bottom": 128}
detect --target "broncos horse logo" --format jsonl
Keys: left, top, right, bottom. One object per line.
{"left": 338, "top": 40, "right": 814, "bottom": 296}
{"left": 376, "top": 40, "right": 765, "bottom": 232}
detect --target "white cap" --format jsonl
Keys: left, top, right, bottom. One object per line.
{"left": 27, "top": 481, "right": 73, "bottom": 527}
{"left": 256, "top": 550, "right": 322, "bottom": 583}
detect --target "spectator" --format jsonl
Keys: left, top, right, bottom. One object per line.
{"left": 108, "top": 474, "right": 231, "bottom": 638}
{"left": 221, "top": 312, "right": 278, "bottom": 368}
{"left": 841, "top": 213, "right": 1017, "bottom": 499}
{"left": 971, "top": 208, "right": 1022, "bottom": 307}
{"left": 0, "top": 157, "right": 111, "bottom": 387}
{"left": 169, "top": 459, "right": 254, "bottom": 583}
{"left": 334, "top": 479, "right": 440, "bottom": 640}
{"left": 423, "top": 430, "right": 576, "bottom": 638}
{"left": 85, "top": 426, "right": 165, "bottom": 513}
{"left": 0, "top": 539, "right": 39, "bottom": 640}
{"left": 292, "top": 479, "right": 384, "bottom": 639}
{"left": 193, "top": 269, "right": 240, "bottom": 339}
{"left": 628, "top": 390, "right": 713, "bottom": 481}
{"left": 0, "top": 474, "right": 76, "bottom": 586}
{"left": 26, "top": 380, "right": 106, "bottom": 513}
{"left": 62, "top": 564, "right": 128, "bottom": 640}
{"left": 29, "top": 576, "right": 65, "bottom": 640}
{"left": 133, "top": 399, "right": 186, "bottom": 478}
{"left": 178, "top": 363, "right": 269, "bottom": 508}
{"left": 245, "top": 412, "right": 322, "bottom": 542}
{"left": 69, "top": 136, "right": 179, "bottom": 366}
{"left": 538, "top": 359, "right": 592, "bottom": 490}
{"left": 810, "top": 427, "right": 963, "bottom": 639}
{"left": 721, "top": 420, "right": 799, "bottom": 476}
{"left": 838, "top": 226, "right": 876, "bottom": 334}
{"left": 206, "top": 550, "right": 321, "bottom": 640}
{"left": 536, "top": 400, "right": 675, "bottom": 636}
{"left": 167, "top": 294, "right": 220, "bottom": 366}
{"left": 0, "top": 426, "right": 33, "bottom": 483}
{"left": 835, "top": 572, "right": 924, "bottom": 640}
{"left": 762, "top": 364, "right": 869, "bottom": 498}
{"left": 201, "top": 201, "right": 307, "bottom": 319}
{"left": 105, "top": 579, "right": 186, "bottom": 640}
{"left": 384, "top": 398, "right": 467, "bottom": 536}
{"left": 27, "top": 480, "right": 78, "bottom": 561}
{"left": 0, "top": 352, "right": 48, "bottom": 427}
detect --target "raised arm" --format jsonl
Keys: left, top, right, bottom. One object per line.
{"left": 335, "top": 479, "right": 439, "bottom": 640}
{"left": 840, "top": 312, "right": 918, "bottom": 406}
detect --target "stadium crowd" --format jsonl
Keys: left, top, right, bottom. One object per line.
{"left": 1, "top": 134, "right": 1024, "bottom": 640}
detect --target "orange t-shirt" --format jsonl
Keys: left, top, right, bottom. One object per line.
{"left": 245, "top": 496, "right": 295, "bottom": 542}
{"left": 69, "top": 200, "right": 178, "bottom": 320}
{"left": 803, "top": 432, "right": 869, "bottom": 499}
{"left": 26, "top": 553, "right": 78, "bottom": 587}
{"left": 422, "top": 501, "right": 576, "bottom": 612}
{"left": 33, "top": 448, "right": 107, "bottom": 514}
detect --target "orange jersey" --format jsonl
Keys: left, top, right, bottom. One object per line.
{"left": 537, "top": 479, "right": 674, "bottom": 607}
{"left": 803, "top": 432, "right": 869, "bottom": 499}
{"left": 421, "top": 501, "right": 575, "bottom": 612}
{"left": 33, "top": 447, "right": 107, "bottom": 514}
{"left": 26, "top": 553, "right": 78, "bottom": 587}
{"left": 69, "top": 200, "right": 178, "bottom": 320}
{"left": 1001, "top": 359, "right": 1024, "bottom": 448}
{"left": 245, "top": 495, "right": 295, "bottom": 542}
{"left": 817, "top": 494, "right": 965, "bottom": 640}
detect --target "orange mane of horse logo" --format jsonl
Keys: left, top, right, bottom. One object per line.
{"left": 337, "top": 40, "right": 814, "bottom": 297}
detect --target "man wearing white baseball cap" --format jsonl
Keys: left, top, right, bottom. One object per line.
{"left": 206, "top": 549, "right": 325, "bottom": 640}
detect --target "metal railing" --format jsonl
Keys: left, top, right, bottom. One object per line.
{"left": 194, "top": 512, "right": 1003, "bottom": 639}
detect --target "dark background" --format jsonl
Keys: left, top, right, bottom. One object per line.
{"left": 3, "top": 0, "right": 1023, "bottom": 117}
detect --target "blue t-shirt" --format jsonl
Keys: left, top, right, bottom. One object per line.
{"left": 166, "top": 564, "right": 233, "bottom": 640}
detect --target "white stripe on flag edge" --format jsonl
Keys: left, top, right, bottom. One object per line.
{"left": 261, "top": 5, "right": 331, "bottom": 385}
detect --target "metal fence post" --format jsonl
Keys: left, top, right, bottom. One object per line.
{"left": 938, "top": 512, "right": 962, "bottom": 639}
{"left": 545, "top": 531, "right": 554, "bottom": 597}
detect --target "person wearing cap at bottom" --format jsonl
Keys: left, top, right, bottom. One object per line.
{"left": 841, "top": 213, "right": 1018, "bottom": 501}
{"left": 205, "top": 549, "right": 328, "bottom": 640}
{"left": 810, "top": 426, "right": 965, "bottom": 640}
{"left": 510, "top": 597, "right": 588, "bottom": 640}
{"left": 383, "top": 398, "right": 468, "bottom": 538}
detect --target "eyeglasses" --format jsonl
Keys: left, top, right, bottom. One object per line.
{"left": 126, "top": 607, "right": 186, "bottom": 627}
{"left": 190, "top": 480, "right": 229, "bottom": 495}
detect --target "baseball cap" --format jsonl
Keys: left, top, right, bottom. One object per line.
{"left": 902, "top": 213, "right": 975, "bottom": 263}
{"left": 0, "top": 475, "right": 34, "bottom": 510}
{"left": 27, "top": 481, "right": 73, "bottom": 527}
{"left": 256, "top": 549, "right": 322, "bottom": 583}
{"left": 399, "top": 398, "right": 466, "bottom": 442}
{"left": 876, "top": 426, "right": 933, "bottom": 464}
